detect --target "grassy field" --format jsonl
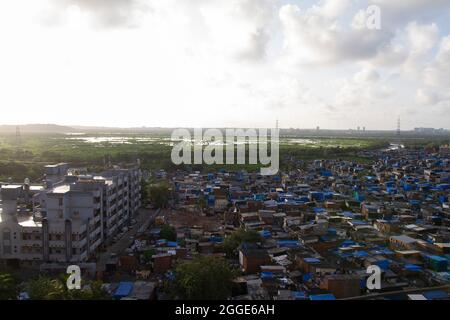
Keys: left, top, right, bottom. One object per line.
{"left": 0, "top": 132, "right": 395, "bottom": 181}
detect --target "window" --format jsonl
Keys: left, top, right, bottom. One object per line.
{"left": 2, "top": 228, "right": 11, "bottom": 241}
{"left": 3, "top": 245, "right": 11, "bottom": 254}
{"left": 22, "top": 233, "right": 31, "bottom": 240}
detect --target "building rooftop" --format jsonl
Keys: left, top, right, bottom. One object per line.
{"left": 49, "top": 184, "right": 71, "bottom": 194}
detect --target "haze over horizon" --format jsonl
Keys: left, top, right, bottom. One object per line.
{"left": 1, "top": 123, "right": 449, "bottom": 132}
{"left": 1, "top": 0, "right": 449, "bottom": 130}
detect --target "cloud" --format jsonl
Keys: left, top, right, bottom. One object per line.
{"left": 279, "top": 2, "right": 394, "bottom": 66}
{"left": 335, "top": 67, "right": 392, "bottom": 109}
{"left": 354, "top": 68, "right": 380, "bottom": 83}
{"left": 371, "top": 0, "right": 449, "bottom": 13}
{"left": 370, "top": 0, "right": 450, "bottom": 24}
{"left": 198, "top": 0, "right": 276, "bottom": 61}
{"left": 43, "top": 0, "right": 149, "bottom": 28}
{"left": 415, "top": 36, "right": 450, "bottom": 108}
{"left": 416, "top": 89, "right": 440, "bottom": 105}
{"left": 423, "top": 36, "right": 450, "bottom": 88}
{"left": 1, "top": 0, "right": 449, "bottom": 129}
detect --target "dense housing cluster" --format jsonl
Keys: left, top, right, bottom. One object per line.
{"left": 0, "top": 145, "right": 449, "bottom": 300}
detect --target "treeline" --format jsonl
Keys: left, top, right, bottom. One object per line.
{"left": 0, "top": 161, "right": 43, "bottom": 182}
{"left": 0, "top": 272, "right": 111, "bottom": 300}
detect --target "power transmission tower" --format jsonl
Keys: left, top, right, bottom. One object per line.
{"left": 15, "top": 126, "right": 21, "bottom": 152}
{"left": 395, "top": 117, "right": 403, "bottom": 147}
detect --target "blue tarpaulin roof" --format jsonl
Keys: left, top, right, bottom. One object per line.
{"left": 351, "top": 220, "right": 368, "bottom": 225}
{"left": 260, "top": 272, "right": 274, "bottom": 279}
{"left": 114, "top": 282, "right": 134, "bottom": 299}
{"left": 309, "top": 294, "right": 336, "bottom": 300}
{"left": 428, "top": 255, "right": 447, "bottom": 262}
{"left": 437, "top": 184, "right": 450, "bottom": 190}
{"left": 423, "top": 290, "right": 449, "bottom": 300}
{"left": 259, "top": 230, "right": 272, "bottom": 238}
{"left": 353, "top": 250, "right": 369, "bottom": 258}
{"left": 167, "top": 241, "right": 178, "bottom": 247}
{"left": 375, "top": 260, "right": 390, "bottom": 270}
{"left": 209, "top": 236, "right": 223, "bottom": 243}
{"left": 342, "top": 212, "right": 354, "bottom": 218}
{"left": 304, "top": 258, "right": 321, "bottom": 263}
{"left": 277, "top": 240, "right": 300, "bottom": 248}
{"left": 314, "top": 207, "right": 326, "bottom": 213}
{"left": 292, "top": 291, "right": 307, "bottom": 300}
{"left": 302, "top": 273, "right": 312, "bottom": 281}
{"left": 321, "top": 171, "right": 333, "bottom": 177}
{"left": 404, "top": 264, "right": 422, "bottom": 272}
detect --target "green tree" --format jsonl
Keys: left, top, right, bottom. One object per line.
{"left": 221, "top": 228, "right": 261, "bottom": 257}
{"left": 142, "top": 249, "right": 156, "bottom": 263}
{"left": 174, "top": 256, "right": 234, "bottom": 300}
{"left": 68, "top": 280, "right": 111, "bottom": 300}
{"left": 26, "top": 275, "right": 67, "bottom": 300}
{"left": 147, "top": 183, "right": 170, "bottom": 208}
{"left": 0, "top": 273, "right": 18, "bottom": 300}
{"left": 160, "top": 224, "right": 177, "bottom": 241}
{"left": 25, "top": 275, "right": 111, "bottom": 300}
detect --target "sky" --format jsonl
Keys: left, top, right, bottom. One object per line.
{"left": 0, "top": 0, "right": 449, "bottom": 130}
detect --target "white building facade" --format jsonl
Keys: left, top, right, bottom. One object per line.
{"left": 0, "top": 164, "right": 142, "bottom": 266}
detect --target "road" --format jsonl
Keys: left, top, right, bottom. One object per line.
{"left": 96, "top": 208, "right": 161, "bottom": 273}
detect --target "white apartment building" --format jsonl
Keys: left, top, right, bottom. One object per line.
{"left": 0, "top": 163, "right": 142, "bottom": 267}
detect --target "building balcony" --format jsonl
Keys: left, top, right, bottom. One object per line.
{"left": 48, "top": 240, "right": 66, "bottom": 247}
{"left": 73, "top": 237, "right": 87, "bottom": 248}
{"left": 21, "top": 239, "right": 43, "bottom": 246}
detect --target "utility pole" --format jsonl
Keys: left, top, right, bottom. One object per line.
{"left": 15, "top": 126, "right": 21, "bottom": 155}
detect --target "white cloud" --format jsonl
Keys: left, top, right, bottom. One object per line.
{"left": 198, "top": 0, "right": 276, "bottom": 61}
{"left": 41, "top": 0, "right": 150, "bottom": 28}
{"left": 335, "top": 67, "right": 391, "bottom": 109}
{"left": 0, "top": 0, "right": 449, "bottom": 129}
{"left": 279, "top": 2, "right": 393, "bottom": 66}
{"left": 424, "top": 36, "right": 450, "bottom": 88}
